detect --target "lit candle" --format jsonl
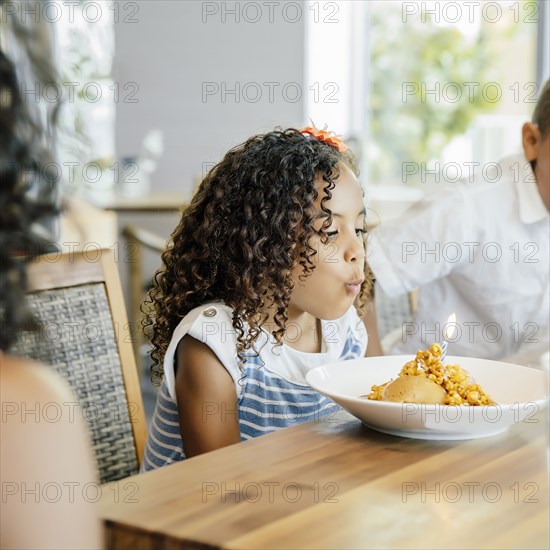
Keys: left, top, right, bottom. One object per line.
{"left": 441, "top": 313, "right": 456, "bottom": 363}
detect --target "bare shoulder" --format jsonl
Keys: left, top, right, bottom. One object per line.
{"left": 174, "top": 335, "right": 240, "bottom": 456}
{"left": 175, "top": 334, "right": 235, "bottom": 392}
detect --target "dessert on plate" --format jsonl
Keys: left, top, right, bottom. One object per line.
{"left": 365, "top": 343, "right": 494, "bottom": 406}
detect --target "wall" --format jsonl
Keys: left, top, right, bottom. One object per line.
{"left": 114, "top": 0, "right": 306, "bottom": 198}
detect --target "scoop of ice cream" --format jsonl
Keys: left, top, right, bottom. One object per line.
{"left": 383, "top": 375, "right": 446, "bottom": 404}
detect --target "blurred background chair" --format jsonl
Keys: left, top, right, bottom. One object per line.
{"left": 121, "top": 225, "right": 167, "bottom": 359}
{"left": 10, "top": 249, "right": 147, "bottom": 483}
{"left": 122, "top": 224, "right": 169, "bottom": 424}
{"left": 375, "top": 286, "right": 418, "bottom": 354}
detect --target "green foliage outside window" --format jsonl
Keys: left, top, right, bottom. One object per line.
{"left": 367, "top": 2, "right": 536, "bottom": 184}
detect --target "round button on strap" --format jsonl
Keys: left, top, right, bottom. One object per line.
{"left": 203, "top": 307, "right": 217, "bottom": 318}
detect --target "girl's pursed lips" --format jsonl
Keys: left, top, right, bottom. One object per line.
{"left": 345, "top": 278, "right": 364, "bottom": 294}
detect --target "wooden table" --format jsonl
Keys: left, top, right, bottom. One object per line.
{"left": 100, "top": 410, "right": 549, "bottom": 549}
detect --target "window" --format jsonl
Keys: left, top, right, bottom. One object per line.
{"left": 55, "top": 0, "right": 115, "bottom": 192}
{"left": 306, "top": 0, "right": 543, "bottom": 190}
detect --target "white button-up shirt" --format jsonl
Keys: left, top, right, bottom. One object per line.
{"left": 368, "top": 154, "right": 550, "bottom": 360}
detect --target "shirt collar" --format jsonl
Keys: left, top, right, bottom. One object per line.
{"left": 512, "top": 155, "right": 549, "bottom": 224}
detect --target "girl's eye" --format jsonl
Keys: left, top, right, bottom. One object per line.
{"left": 326, "top": 230, "right": 339, "bottom": 239}
{"left": 356, "top": 228, "right": 367, "bottom": 236}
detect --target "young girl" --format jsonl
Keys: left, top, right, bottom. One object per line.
{"left": 142, "top": 127, "right": 374, "bottom": 471}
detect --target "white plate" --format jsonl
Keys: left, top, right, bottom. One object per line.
{"left": 306, "top": 356, "right": 549, "bottom": 440}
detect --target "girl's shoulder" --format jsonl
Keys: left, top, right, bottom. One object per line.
{"left": 163, "top": 302, "right": 241, "bottom": 399}
{"left": 176, "top": 302, "right": 235, "bottom": 333}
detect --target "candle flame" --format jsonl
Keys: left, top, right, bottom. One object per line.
{"left": 445, "top": 313, "right": 457, "bottom": 340}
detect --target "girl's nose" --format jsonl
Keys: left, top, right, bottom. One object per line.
{"left": 344, "top": 233, "right": 366, "bottom": 263}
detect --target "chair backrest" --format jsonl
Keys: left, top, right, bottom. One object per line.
{"left": 375, "top": 285, "right": 415, "bottom": 340}
{"left": 10, "top": 249, "right": 147, "bottom": 483}
{"left": 121, "top": 224, "right": 167, "bottom": 362}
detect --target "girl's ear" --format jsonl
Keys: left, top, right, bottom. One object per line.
{"left": 522, "top": 122, "right": 541, "bottom": 162}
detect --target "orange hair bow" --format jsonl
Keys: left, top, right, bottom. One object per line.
{"left": 301, "top": 126, "right": 348, "bottom": 153}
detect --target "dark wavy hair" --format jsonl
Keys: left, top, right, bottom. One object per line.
{"left": 0, "top": 36, "right": 59, "bottom": 350}
{"left": 144, "top": 128, "right": 374, "bottom": 384}
{"left": 533, "top": 79, "right": 550, "bottom": 138}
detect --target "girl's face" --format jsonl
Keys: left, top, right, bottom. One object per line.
{"left": 288, "top": 163, "right": 366, "bottom": 321}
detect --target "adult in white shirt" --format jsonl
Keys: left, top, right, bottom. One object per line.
{"left": 367, "top": 80, "right": 550, "bottom": 361}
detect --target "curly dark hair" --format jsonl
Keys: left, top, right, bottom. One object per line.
{"left": 144, "top": 128, "right": 374, "bottom": 384}
{"left": 0, "top": 31, "right": 59, "bottom": 350}
{"left": 533, "top": 79, "right": 550, "bottom": 138}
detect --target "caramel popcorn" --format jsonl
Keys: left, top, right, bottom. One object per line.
{"left": 367, "top": 343, "right": 494, "bottom": 406}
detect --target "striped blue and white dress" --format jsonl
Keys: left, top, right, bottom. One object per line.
{"left": 141, "top": 302, "right": 368, "bottom": 471}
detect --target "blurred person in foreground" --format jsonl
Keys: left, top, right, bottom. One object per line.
{"left": 0, "top": 12, "right": 102, "bottom": 550}
{"left": 367, "top": 80, "right": 549, "bottom": 362}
